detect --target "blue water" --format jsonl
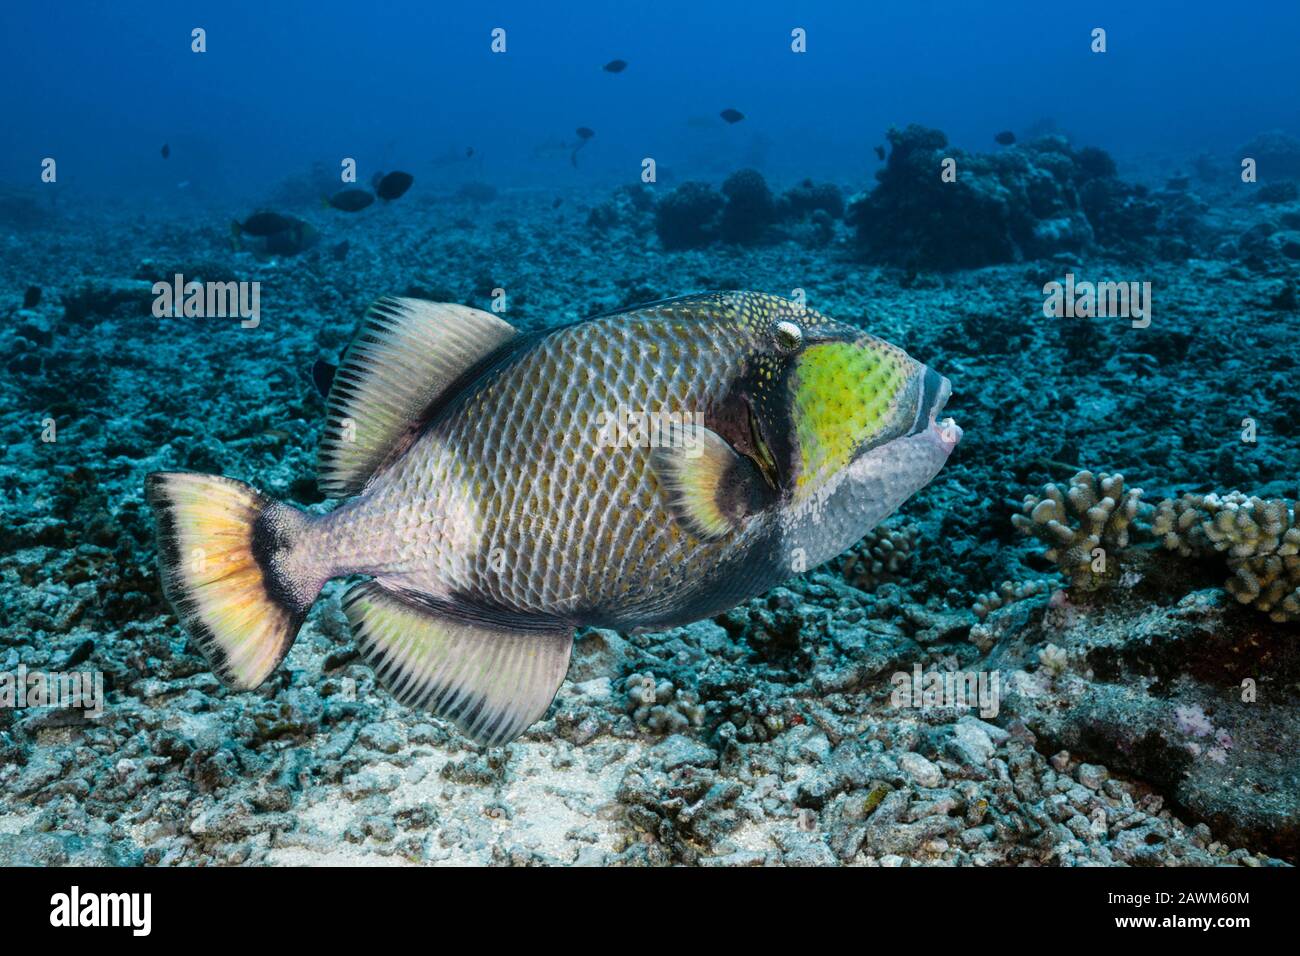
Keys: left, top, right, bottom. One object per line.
{"left": 4, "top": 0, "right": 1297, "bottom": 197}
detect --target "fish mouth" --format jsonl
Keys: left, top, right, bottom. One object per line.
{"left": 913, "top": 366, "right": 961, "bottom": 449}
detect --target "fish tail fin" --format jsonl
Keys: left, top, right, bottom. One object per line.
{"left": 145, "top": 472, "right": 325, "bottom": 690}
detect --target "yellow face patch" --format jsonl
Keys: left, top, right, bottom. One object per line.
{"left": 790, "top": 340, "right": 914, "bottom": 490}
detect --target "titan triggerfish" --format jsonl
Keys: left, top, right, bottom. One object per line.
{"left": 146, "top": 292, "right": 961, "bottom": 746}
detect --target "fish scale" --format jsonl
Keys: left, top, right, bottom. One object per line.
{"left": 353, "top": 300, "right": 769, "bottom": 623}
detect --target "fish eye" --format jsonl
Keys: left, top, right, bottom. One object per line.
{"left": 773, "top": 320, "right": 802, "bottom": 353}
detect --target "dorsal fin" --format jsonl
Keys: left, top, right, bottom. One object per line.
{"left": 318, "top": 297, "right": 517, "bottom": 497}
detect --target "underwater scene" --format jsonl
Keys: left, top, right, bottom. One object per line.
{"left": 2, "top": 0, "right": 1298, "bottom": 876}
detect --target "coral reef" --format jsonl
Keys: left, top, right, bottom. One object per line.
{"left": 653, "top": 181, "right": 724, "bottom": 249}
{"left": 623, "top": 672, "right": 705, "bottom": 733}
{"left": 719, "top": 168, "right": 779, "bottom": 245}
{"left": 1238, "top": 129, "right": 1300, "bottom": 181}
{"left": 781, "top": 179, "right": 845, "bottom": 220}
{"left": 652, "top": 172, "right": 841, "bottom": 250}
{"left": 1152, "top": 492, "right": 1300, "bottom": 621}
{"left": 847, "top": 124, "right": 1215, "bottom": 269}
{"left": 971, "top": 579, "right": 1052, "bottom": 621}
{"left": 841, "top": 521, "right": 917, "bottom": 591}
{"left": 1011, "top": 471, "right": 1145, "bottom": 590}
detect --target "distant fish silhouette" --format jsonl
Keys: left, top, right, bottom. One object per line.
{"left": 233, "top": 211, "right": 297, "bottom": 237}
{"left": 873, "top": 145, "right": 886, "bottom": 161}
{"left": 994, "top": 130, "right": 1016, "bottom": 146}
{"left": 161, "top": 143, "right": 170, "bottom": 159}
{"left": 572, "top": 128, "right": 595, "bottom": 167}
{"left": 231, "top": 212, "right": 317, "bottom": 256}
{"left": 327, "top": 188, "right": 375, "bottom": 212}
{"left": 375, "top": 171, "right": 414, "bottom": 201}
{"left": 720, "top": 108, "right": 745, "bottom": 125}
{"left": 603, "top": 59, "right": 627, "bottom": 73}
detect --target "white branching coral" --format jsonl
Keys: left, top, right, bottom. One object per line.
{"left": 1012, "top": 471, "right": 1145, "bottom": 590}
{"left": 1152, "top": 493, "right": 1300, "bottom": 622}
{"left": 1038, "top": 643, "right": 1070, "bottom": 677}
{"left": 624, "top": 672, "right": 705, "bottom": 733}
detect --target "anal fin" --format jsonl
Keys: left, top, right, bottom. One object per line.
{"left": 344, "top": 582, "right": 573, "bottom": 747}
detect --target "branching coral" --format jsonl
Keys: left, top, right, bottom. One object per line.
{"left": 972, "top": 579, "right": 1052, "bottom": 620}
{"left": 841, "top": 522, "right": 916, "bottom": 591}
{"left": 624, "top": 672, "right": 705, "bottom": 734}
{"left": 1152, "top": 493, "right": 1300, "bottom": 622}
{"left": 1012, "top": 471, "right": 1145, "bottom": 590}
{"left": 1009, "top": 470, "right": 1300, "bottom": 623}
{"left": 969, "top": 579, "right": 1053, "bottom": 652}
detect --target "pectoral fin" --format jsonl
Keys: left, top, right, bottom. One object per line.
{"left": 344, "top": 582, "right": 573, "bottom": 747}
{"left": 649, "top": 422, "right": 769, "bottom": 539}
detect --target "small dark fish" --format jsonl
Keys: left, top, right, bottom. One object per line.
{"left": 328, "top": 188, "right": 375, "bottom": 212}
{"left": 161, "top": 143, "right": 170, "bottom": 159}
{"left": 263, "top": 219, "right": 319, "bottom": 256}
{"left": 576, "top": 127, "right": 595, "bottom": 141}
{"left": 330, "top": 240, "right": 350, "bottom": 261}
{"left": 375, "top": 171, "right": 414, "bottom": 201}
{"left": 312, "top": 359, "right": 338, "bottom": 398}
{"left": 720, "top": 108, "right": 745, "bottom": 124}
{"left": 234, "top": 211, "right": 297, "bottom": 237}
{"left": 873, "top": 145, "right": 886, "bottom": 161}
{"left": 603, "top": 59, "right": 627, "bottom": 73}
{"left": 232, "top": 213, "right": 317, "bottom": 256}
{"left": 994, "top": 130, "right": 1016, "bottom": 146}
{"left": 23, "top": 286, "right": 41, "bottom": 308}
{"left": 552, "top": 197, "right": 562, "bottom": 209}
{"left": 466, "top": 146, "right": 475, "bottom": 158}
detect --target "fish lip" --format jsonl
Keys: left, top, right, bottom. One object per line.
{"left": 924, "top": 370, "right": 960, "bottom": 448}
{"left": 933, "top": 416, "right": 962, "bottom": 448}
